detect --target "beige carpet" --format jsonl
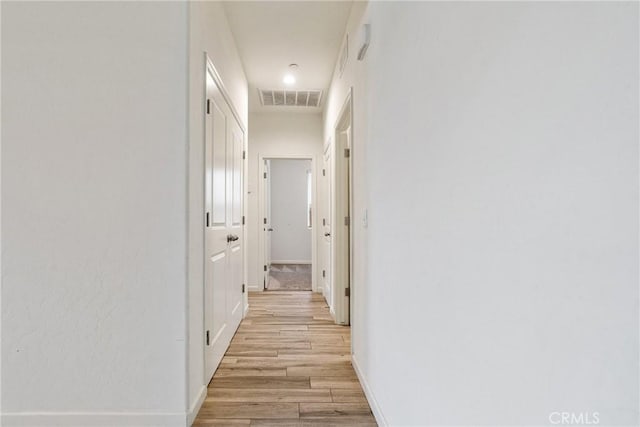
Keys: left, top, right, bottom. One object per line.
{"left": 267, "top": 264, "right": 312, "bottom": 291}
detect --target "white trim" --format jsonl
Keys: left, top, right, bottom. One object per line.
{"left": 258, "top": 154, "right": 319, "bottom": 293}
{"left": 271, "top": 260, "right": 312, "bottom": 265}
{"left": 1, "top": 412, "right": 187, "bottom": 427}
{"left": 352, "top": 355, "right": 388, "bottom": 427}
{"left": 186, "top": 385, "right": 207, "bottom": 426}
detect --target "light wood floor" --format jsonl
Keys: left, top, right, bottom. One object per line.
{"left": 193, "top": 291, "right": 376, "bottom": 426}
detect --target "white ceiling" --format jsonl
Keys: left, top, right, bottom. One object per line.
{"left": 223, "top": 1, "right": 354, "bottom": 113}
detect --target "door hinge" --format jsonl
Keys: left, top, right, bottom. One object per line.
{"left": 322, "top": 168, "right": 326, "bottom": 176}
{"left": 242, "top": 284, "right": 245, "bottom": 293}
{"left": 264, "top": 265, "right": 267, "bottom": 272}
{"left": 243, "top": 151, "right": 246, "bottom": 160}
{"left": 344, "top": 216, "right": 350, "bottom": 226}
{"left": 206, "top": 330, "right": 210, "bottom": 345}
{"left": 206, "top": 99, "right": 211, "bottom": 114}
{"left": 345, "top": 288, "right": 350, "bottom": 297}
{"left": 264, "top": 172, "right": 267, "bottom": 179}
{"left": 242, "top": 215, "right": 245, "bottom": 225}
{"left": 264, "top": 218, "right": 267, "bottom": 224}
{"left": 344, "top": 148, "right": 350, "bottom": 158}
{"left": 322, "top": 218, "right": 326, "bottom": 226}
{"left": 322, "top": 270, "right": 325, "bottom": 278}
{"left": 206, "top": 212, "right": 210, "bottom": 227}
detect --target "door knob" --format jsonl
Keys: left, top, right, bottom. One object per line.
{"left": 227, "top": 234, "right": 239, "bottom": 242}
{"left": 324, "top": 232, "right": 331, "bottom": 237}
{"left": 267, "top": 228, "right": 274, "bottom": 231}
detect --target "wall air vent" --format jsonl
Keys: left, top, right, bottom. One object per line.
{"left": 259, "top": 89, "right": 323, "bottom": 107}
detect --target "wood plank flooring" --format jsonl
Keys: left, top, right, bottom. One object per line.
{"left": 193, "top": 291, "right": 376, "bottom": 426}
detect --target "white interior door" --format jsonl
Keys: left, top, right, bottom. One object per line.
{"left": 263, "top": 160, "right": 272, "bottom": 289}
{"left": 204, "top": 68, "right": 245, "bottom": 382}
{"left": 321, "top": 146, "right": 332, "bottom": 305}
{"left": 333, "top": 126, "right": 351, "bottom": 325}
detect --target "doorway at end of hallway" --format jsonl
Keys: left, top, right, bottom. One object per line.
{"left": 262, "top": 158, "right": 314, "bottom": 291}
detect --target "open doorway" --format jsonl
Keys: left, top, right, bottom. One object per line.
{"left": 262, "top": 158, "right": 314, "bottom": 291}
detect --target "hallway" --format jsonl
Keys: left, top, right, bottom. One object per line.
{"left": 194, "top": 291, "right": 375, "bottom": 426}
{"left": 3, "top": 2, "right": 637, "bottom": 426}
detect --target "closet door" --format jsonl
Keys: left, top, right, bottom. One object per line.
{"left": 204, "top": 68, "right": 244, "bottom": 382}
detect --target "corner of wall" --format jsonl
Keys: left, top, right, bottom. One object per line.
{"left": 187, "top": 0, "right": 249, "bottom": 415}
{"left": 352, "top": 354, "right": 388, "bottom": 427}
{"left": 186, "top": 385, "right": 207, "bottom": 426}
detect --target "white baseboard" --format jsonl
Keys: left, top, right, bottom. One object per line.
{"left": 248, "top": 284, "right": 262, "bottom": 292}
{"left": 1, "top": 411, "right": 187, "bottom": 427}
{"left": 352, "top": 354, "right": 388, "bottom": 427}
{"left": 186, "top": 385, "right": 207, "bottom": 426}
{"left": 271, "top": 260, "right": 311, "bottom": 264}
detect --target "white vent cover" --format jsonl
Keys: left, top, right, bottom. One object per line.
{"left": 259, "top": 89, "right": 323, "bottom": 107}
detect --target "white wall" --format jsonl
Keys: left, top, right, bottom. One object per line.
{"left": 322, "top": 0, "right": 370, "bottom": 396}
{"left": 247, "top": 113, "right": 323, "bottom": 290}
{"left": 325, "top": 2, "right": 639, "bottom": 426}
{"left": 2, "top": 2, "right": 188, "bottom": 425}
{"left": 270, "top": 159, "right": 312, "bottom": 263}
{"left": 187, "top": 1, "right": 248, "bottom": 420}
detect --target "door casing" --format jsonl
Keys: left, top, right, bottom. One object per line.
{"left": 258, "top": 154, "right": 318, "bottom": 292}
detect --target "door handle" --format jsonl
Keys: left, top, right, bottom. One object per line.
{"left": 324, "top": 232, "right": 331, "bottom": 237}
{"left": 227, "top": 234, "right": 239, "bottom": 242}
{"left": 267, "top": 228, "right": 274, "bottom": 232}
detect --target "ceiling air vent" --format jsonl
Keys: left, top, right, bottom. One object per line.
{"left": 259, "top": 89, "right": 323, "bottom": 107}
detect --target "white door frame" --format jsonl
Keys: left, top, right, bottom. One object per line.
{"left": 258, "top": 153, "right": 319, "bottom": 292}
{"left": 203, "top": 54, "right": 248, "bottom": 382}
{"left": 332, "top": 88, "right": 353, "bottom": 325}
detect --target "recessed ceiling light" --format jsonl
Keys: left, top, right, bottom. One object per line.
{"left": 283, "top": 74, "right": 296, "bottom": 85}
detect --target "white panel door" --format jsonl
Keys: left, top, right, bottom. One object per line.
{"left": 263, "top": 160, "right": 272, "bottom": 289}
{"left": 204, "top": 69, "right": 244, "bottom": 382}
{"left": 321, "top": 146, "right": 332, "bottom": 306}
